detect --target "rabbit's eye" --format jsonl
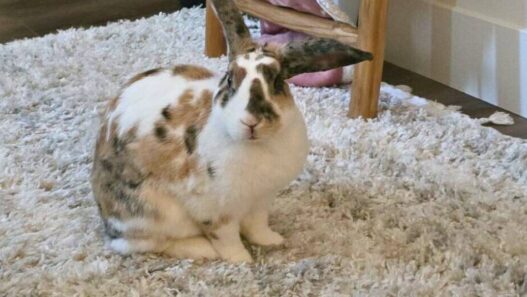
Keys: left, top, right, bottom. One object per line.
{"left": 258, "top": 64, "right": 281, "bottom": 94}
{"left": 227, "top": 75, "right": 236, "bottom": 96}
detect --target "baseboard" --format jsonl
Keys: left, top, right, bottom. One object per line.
{"left": 385, "top": 0, "right": 527, "bottom": 118}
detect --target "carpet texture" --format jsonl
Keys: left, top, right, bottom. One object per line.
{"left": 1, "top": 7, "right": 527, "bottom": 297}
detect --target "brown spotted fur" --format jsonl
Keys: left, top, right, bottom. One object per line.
{"left": 125, "top": 68, "right": 162, "bottom": 87}
{"left": 231, "top": 62, "right": 247, "bottom": 88}
{"left": 91, "top": 67, "right": 215, "bottom": 239}
{"left": 173, "top": 65, "right": 214, "bottom": 80}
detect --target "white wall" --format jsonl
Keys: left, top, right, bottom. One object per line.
{"left": 436, "top": 0, "right": 526, "bottom": 27}
{"left": 385, "top": 0, "right": 527, "bottom": 117}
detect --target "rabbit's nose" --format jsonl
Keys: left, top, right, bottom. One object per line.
{"left": 240, "top": 116, "right": 261, "bottom": 128}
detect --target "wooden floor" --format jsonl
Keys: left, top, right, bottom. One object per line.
{"left": 1, "top": 0, "right": 525, "bottom": 139}
{"left": 382, "top": 63, "right": 527, "bottom": 139}
{"left": 0, "top": 0, "right": 183, "bottom": 42}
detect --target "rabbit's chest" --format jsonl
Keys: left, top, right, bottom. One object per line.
{"left": 206, "top": 124, "right": 308, "bottom": 210}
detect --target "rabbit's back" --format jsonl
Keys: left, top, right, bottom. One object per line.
{"left": 109, "top": 65, "right": 219, "bottom": 138}
{"left": 91, "top": 65, "right": 219, "bottom": 239}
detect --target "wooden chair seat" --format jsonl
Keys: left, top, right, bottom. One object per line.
{"left": 205, "top": 0, "right": 388, "bottom": 119}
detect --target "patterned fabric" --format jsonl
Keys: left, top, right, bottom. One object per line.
{"left": 258, "top": 0, "right": 359, "bottom": 87}
{"left": 262, "top": 0, "right": 358, "bottom": 25}
{"left": 316, "top": 0, "right": 352, "bottom": 24}
{"left": 265, "top": 0, "right": 330, "bottom": 17}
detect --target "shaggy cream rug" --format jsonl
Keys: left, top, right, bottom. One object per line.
{"left": 1, "top": 7, "right": 526, "bottom": 297}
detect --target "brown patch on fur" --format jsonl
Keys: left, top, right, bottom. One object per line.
{"left": 91, "top": 125, "right": 151, "bottom": 223}
{"left": 161, "top": 106, "right": 171, "bottom": 120}
{"left": 131, "top": 135, "right": 187, "bottom": 180}
{"left": 91, "top": 86, "right": 214, "bottom": 234}
{"left": 257, "top": 63, "right": 284, "bottom": 95}
{"left": 131, "top": 89, "right": 213, "bottom": 181}
{"left": 184, "top": 125, "right": 198, "bottom": 154}
{"left": 173, "top": 65, "right": 214, "bottom": 80}
{"left": 215, "top": 62, "right": 246, "bottom": 108}
{"left": 154, "top": 124, "right": 168, "bottom": 141}
{"left": 108, "top": 96, "right": 120, "bottom": 111}
{"left": 162, "top": 90, "right": 201, "bottom": 127}
{"left": 237, "top": 39, "right": 258, "bottom": 54}
{"left": 165, "top": 89, "right": 195, "bottom": 122}
{"left": 262, "top": 47, "right": 279, "bottom": 60}
{"left": 164, "top": 89, "right": 213, "bottom": 132}
{"left": 216, "top": 87, "right": 229, "bottom": 107}
{"left": 247, "top": 79, "right": 279, "bottom": 121}
{"left": 231, "top": 63, "right": 247, "bottom": 88}
{"left": 251, "top": 55, "right": 294, "bottom": 110}
{"left": 126, "top": 68, "right": 162, "bottom": 86}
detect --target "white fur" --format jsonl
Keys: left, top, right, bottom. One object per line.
{"left": 108, "top": 70, "right": 219, "bottom": 138}
{"left": 108, "top": 238, "right": 131, "bottom": 254}
{"left": 109, "top": 238, "right": 160, "bottom": 254}
{"left": 187, "top": 80, "right": 308, "bottom": 262}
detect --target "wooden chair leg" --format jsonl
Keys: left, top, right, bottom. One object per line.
{"left": 205, "top": 0, "right": 227, "bottom": 57}
{"left": 349, "top": 0, "right": 388, "bottom": 119}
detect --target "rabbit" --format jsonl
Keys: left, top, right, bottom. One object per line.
{"left": 90, "top": 0, "right": 372, "bottom": 263}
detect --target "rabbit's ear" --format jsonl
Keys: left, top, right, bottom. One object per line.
{"left": 278, "top": 37, "right": 373, "bottom": 79}
{"left": 210, "top": 0, "right": 255, "bottom": 61}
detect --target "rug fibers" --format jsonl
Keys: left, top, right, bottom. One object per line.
{"left": 1, "top": 7, "right": 527, "bottom": 297}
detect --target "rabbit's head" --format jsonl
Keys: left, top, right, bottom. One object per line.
{"left": 210, "top": 0, "right": 372, "bottom": 142}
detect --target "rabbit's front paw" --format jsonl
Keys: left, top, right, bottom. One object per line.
{"left": 246, "top": 229, "right": 284, "bottom": 246}
{"left": 223, "top": 248, "right": 253, "bottom": 263}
